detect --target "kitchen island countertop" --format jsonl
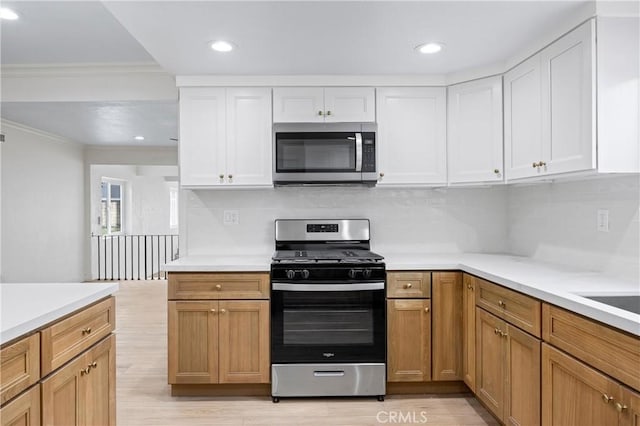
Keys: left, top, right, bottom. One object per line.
{"left": 164, "top": 252, "right": 639, "bottom": 336}
{"left": 0, "top": 282, "right": 119, "bottom": 345}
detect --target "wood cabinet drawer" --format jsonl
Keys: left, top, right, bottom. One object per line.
{"left": 476, "top": 279, "right": 541, "bottom": 337}
{"left": 41, "top": 297, "right": 115, "bottom": 376}
{"left": 387, "top": 272, "right": 431, "bottom": 298}
{"left": 168, "top": 272, "right": 270, "bottom": 300}
{"left": 0, "top": 383, "right": 40, "bottom": 426}
{"left": 543, "top": 303, "right": 640, "bottom": 392}
{"left": 0, "top": 334, "right": 40, "bottom": 406}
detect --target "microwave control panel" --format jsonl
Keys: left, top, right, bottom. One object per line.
{"left": 362, "top": 138, "right": 376, "bottom": 172}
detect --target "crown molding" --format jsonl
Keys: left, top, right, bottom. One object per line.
{"left": 0, "top": 118, "right": 83, "bottom": 147}
{"left": 1, "top": 62, "right": 171, "bottom": 78}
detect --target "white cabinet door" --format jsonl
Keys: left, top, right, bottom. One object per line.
{"left": 376, "top": 87, "right": 447, "bottom": 186}
{"left": 273, "top": 87, "right": 375, "bottom": 123}
{"left": 226, "top": 88, "right": 273, "bottom": 186}
{"left": 504, "top": 55, "right": 543, "bottom": 181}
{"left": 541, "top": 20, "right": 595, "bottom": 175}
{"left": 448, "top": 76, "right": 504, "bottom": 184}
{"left": 179, "top": 87, "right": 226, "bottom": 187}
{"left": 272, "top": 87, "right": 325, "bottom": 123}
{"left": 324, "top": 87, "right": 375, "bottom": 122}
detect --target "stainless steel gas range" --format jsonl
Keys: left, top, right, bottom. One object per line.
{"left": 270, "top": 219, "right": 386, "bottom": 402}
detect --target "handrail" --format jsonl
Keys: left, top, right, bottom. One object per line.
{"left": 92, "top": 234, "right": 179, "bottom": 280}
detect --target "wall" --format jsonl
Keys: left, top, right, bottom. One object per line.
{"left": 0, "top": 122, "right": 85, "bottom": 282}
{"left": 182, "top": 186, "right": 509, "bottom": 256}
{"left": 508, "top": 175, "right": 640, "bottom": 282}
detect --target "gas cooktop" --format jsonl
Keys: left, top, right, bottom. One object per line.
{"left": 272, "top": 249, "right": 384, "bottom": 264}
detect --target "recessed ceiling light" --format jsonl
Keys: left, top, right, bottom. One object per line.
{"left": 134, "top": 136, "right": 145, "bottom": 141}
{"left": 415, "top": 42, "right": 444, "bottom": 54}
{"left": 0, "top": 7, "right": 19, "bottom": 20}
{"left": 210, "top": 40, "right": 235, "bottom": 53}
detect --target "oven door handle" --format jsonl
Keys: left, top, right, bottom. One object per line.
{"left": 272, "top": 282, "right": 384, "bottom": 291}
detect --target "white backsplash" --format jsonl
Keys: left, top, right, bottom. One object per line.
{"left": 182, "top": 186, "right": 509, "bottom": 257}
{"left": 507, "top": 175, "right": 640, "bottom": 282}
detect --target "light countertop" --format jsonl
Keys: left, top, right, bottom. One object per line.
{"left": 0, "top": 282, "right": 119, "bottom": 345}
{"left": 164, "top": 252, "right": 639, "bottom": 336}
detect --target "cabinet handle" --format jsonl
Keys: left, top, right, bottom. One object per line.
{"left": 404, "top": 283, "right": 412, "bottom": 289}
{"left": 210, "top": 308, "right": 217, "bottom": 313}
{"left": 82, "top": 327, "right": 92, "bottom": 335}
{"left": 532, "top": 162, "right": 538, "bottom": 168}
{"left": 91, "top": 361, "right": 97, "bottom": 368}
{"left": 215, "top": 284, "right": 222, "bottom": 291}
{"left": 80, "top": 367, "right": 91, "bottom": 376}
{"left": 326, "top": 110, "right": 332, "bottom": 116}
{"left": 498, "top": 300, "right": 506, "bottom": 307}
{"left": 615, "top": 402, "right": 628, "bottom": 413}
{"left": 424, "top": 307, "right": 430, "bottom": 313}
{"left": 220, "top": 309, "right": 227, "bottom": 314}
{"left": 602, "top": 394, "right": 614, "bottom": 404}
{"left": 318, "top": 110, "right": 324, "bottom": 116}
{"left": 500, "top": 331, "right": 508, "bottom": 338}
{"left": 539, "top": 161, "right": 546, "bottom": 167}
{"left": 494, "top": 328, "right": 501, "bottom": 335}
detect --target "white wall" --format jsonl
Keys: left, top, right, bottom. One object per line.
{"left": 182, "top": 186, "right": 509, "bottom": 256}
{"left": 0, "top": 122, "right": 85, "bottom": 282}
{"left": 507, "top": 175, "right": 640, "bottom": 282}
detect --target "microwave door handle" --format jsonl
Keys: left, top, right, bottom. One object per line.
{"left": 355, "top": 133, "right": 363, "bottom": 172}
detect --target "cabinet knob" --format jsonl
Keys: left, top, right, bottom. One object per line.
{"left": 602, "top": 394, "right": 614, "bottom": 404}
{"left": 219, "top": 174, "right": 225, "bottom": 181}
{"left": 494, "top": 328, "right": 501, "bottom": 335}
{"left": 493, "top": 169, "right": 500, "bottom": 174}
{"left": 500, "top": 331, "right": 508, "bottom": 338}
{"left": 215, "top": 284, "right": 222, "bottom": 290}
{"left": 82, "top": 327, "right": 92, "bottom": 335}
{"left": 467, "top": 284, "right": 472, "bottom": 290}
{"left": 404, "top": 283, "right": 412, "bottom": 289}
{"left": 220, "top": 309, "right": 227, "bottom": 314}
{"left": 532, "top": 162, "right": 538, "bottom": 168}
{"left": 498, "top": 300, "right": 506, "bottom": 308}
{"left": 210, "top": 308, "right": 217, "bottom": 313}
{"left": 424, "top": 307, "right": 430, "bottom": 313}
{"left": 615, "top": 402, "right": 628, "bottom": 413}
{"left": 80, "top": 367, "right": 91, "bottom": 376}
{"left": 228, "top": 174, "right": 233, "bottom": 180}
{"left": 379, "top": 172, "right": 384, "bottom": 178}
{"left": 326, "top": 110, "right": 332, "bottom": 116}
{"left": 539, "top": 161, "right": 546, "bottom": 167}
{"left": 318, "top": 110, "right": 324, "bottom": 116}
{"left": 91, "top": 361, "right": 97, "bottom": 368}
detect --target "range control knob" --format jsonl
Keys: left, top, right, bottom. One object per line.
{"left": 286, "top": 270, "right": 295, "bottom": 279}
{"left": 301, "top": 269, "right": 310, "bottom": 279}
{"left": 348, "top": 269, "right": 359, "bottom": 279}
{"left": 363, "top": 269, "right": 372, "bottom": 279}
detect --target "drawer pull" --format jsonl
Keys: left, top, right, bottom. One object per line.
{"left": 500, "top": 331, "right": 508, "bottom": 338}
{"left": 82, "top": 327, "right": 92, "bottom": 335}
{"left": 215, "top": 284, "right": 222, "bottom": 291}
{"left": 220, "top": 309, "right": 227, "bottom": 314}
{"left": 615, "top": 402, "right": 628, "bottom": 413}
{"left": 80, "top": 367, "right": 91, "bottom": 376}
{"left": 404, "top": 283, "right": 412, "bottom": 289}
{"left": 494, "top": 328, "right": 501, "bottom": 335}
{"left": 602, "top": 394, "right": 614, "bottom": 404}
{"left": 467, "top": 284, "right": 473, "bottom": 290}
{"left": 424, "top": 307, "right": 430, "bottom": 313}
{"left": 498, "top": 300, "right": 506, "bottom": 308}
{"left": 210, "top": 308, "right": 217, "bottom": 313}
{"left": 90, "top": 361, "right": 98, "bottom": 368}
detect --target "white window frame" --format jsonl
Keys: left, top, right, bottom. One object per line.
{"left": 100, "top": 178, "right": 125, "bottom": 235}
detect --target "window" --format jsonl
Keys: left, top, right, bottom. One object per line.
{"left": 169, "top": 186, "right": 179, "bottom": 230}
{"left": 101, "top": 180, "right": 124, "bottom": 234}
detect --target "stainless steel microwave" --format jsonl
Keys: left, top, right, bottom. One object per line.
{"left": 273, "top": 131, "right": 377, "bottom": 185}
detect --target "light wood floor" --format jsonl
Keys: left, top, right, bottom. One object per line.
{"left": 115, "top": 280, "right": 499, "bottom": 426}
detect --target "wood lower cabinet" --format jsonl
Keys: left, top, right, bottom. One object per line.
{"left": 476, "top": 308, "right": 540, "bottom": 425}
{"left": 41, "top": 334, "right": 115, "bottom": 426}
{"left": 387, "top": 299, "right": 431, "bottom": 382}
{"left": 431, "top": 272, "right": 462, "bottom": 381}
{"left": 168, "top": 300, "right": 269, "bottom": 385}
{"left": 462, "top": 274, "right": 476, "bottom": 392}
{"left": 621, "top": 386, "right": 640, "bottom": 426}
{"left": 0, "top": 385, "right": 40, "bottom": 426}
{"left": 0, "top": 334, "right": 39, "bottom": 405}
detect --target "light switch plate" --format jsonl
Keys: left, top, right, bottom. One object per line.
{"left": 597, "top": 209, "right": 609, "bottom": 232}
{"left": 223, "top": 210, "right": 239, "bottom": 225}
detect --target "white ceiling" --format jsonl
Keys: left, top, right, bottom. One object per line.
{"left": 0, "top": 0, "right": 594, "bottom": 146}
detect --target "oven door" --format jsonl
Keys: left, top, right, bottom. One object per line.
{"left": 271, "top": 282, "right": 386, "bottom": 364}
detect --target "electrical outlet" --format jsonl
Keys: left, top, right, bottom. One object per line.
{"left": 223, "top": 210, "right": 239, "bottom": 225}
{"left": 597, "top": 209, "right": 609, "bottom": 232}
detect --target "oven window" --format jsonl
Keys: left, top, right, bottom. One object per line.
{"left": 281, "top": 292, "right": 374, "bottom": 346}
{"left": 276, "top": 139, "right": 355, "bottom": 172}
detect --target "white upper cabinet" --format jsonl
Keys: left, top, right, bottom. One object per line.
{"left": 273, "top": 87, "right": 375, "bottom": 123}
{"left": 503, "top": 19, "right": 634, "bottom": 181}
{"left": 540, "top": 20, "right": 595, "bottom": 176}
{"left": 448, "top": 76, "right": 504, "bottom": 184}
{"left": 376, "top": 87, "right": 447, "bottom": 186}
{"left": 179, "top": 87, "right": 272, "bottom": 187}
